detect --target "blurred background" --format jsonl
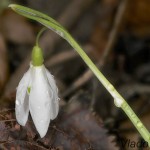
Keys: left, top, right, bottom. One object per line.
{"left": 0, "top": 0, "right": 150, "bottom": 149}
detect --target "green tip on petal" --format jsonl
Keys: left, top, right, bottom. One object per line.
{"left": 32, "top": 46, "right": 44, "bottom": 66}
{"left": 27, "top": 86, "right": 31, "bottom": 94}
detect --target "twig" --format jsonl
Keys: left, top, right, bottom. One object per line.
{"left": 51, "top": 125, "right": 70, "bottom": 138}
{"left": 45, "top": 44, "right": 93, "bottom": 68}
{"left": 62, "top": 0, "right": 128, "bottom": 98}
{"left": 0, "top": 140, "right": 48, "bottom": 150}
{"left": 0, "top": 108, "right": 14, "bottom": 113}
{"left": 118, "top": 83, "right": 150, "bottom": 99}
{"left": 0, "top": 119, "right": 16, "bottom": 123}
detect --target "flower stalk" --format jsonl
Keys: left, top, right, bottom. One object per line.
{"left": 9, "top": 4, "right": 150, "bottom": 145}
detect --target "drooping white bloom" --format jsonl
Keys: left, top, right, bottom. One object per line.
{"left": 15, "top": 64, "right": 59, "bottom": 138}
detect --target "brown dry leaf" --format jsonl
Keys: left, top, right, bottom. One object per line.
{"left": 0, "top": 109, "right": 14, "bottom": 143}
{"left": 125, "top": 0, "right": 150, "bottom": 37}
{"left": 48, "top": 96, "right": 119, "bottom": 150}
{"left": 0, "top": 34, "right": 8, "bottom": 92}
{"left": 0, "top": 122, "right": 9, "bottom": 142}
{"left": 0, "top": 10, "right": 35, "bottom": 44}
{"left": 91, "top": 25, "right": 108, "bottom": 57}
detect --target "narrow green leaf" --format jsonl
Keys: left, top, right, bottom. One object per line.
{"left": 9, "top": 4, "right": 63, "bottom": 28}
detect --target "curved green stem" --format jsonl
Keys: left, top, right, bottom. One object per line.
{"left": 9, "top": 4, "right": 150, "bottom": 146}
{"left": 36, "top": 27, "right": 47, "bottom": 46}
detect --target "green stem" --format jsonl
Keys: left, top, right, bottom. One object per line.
{"left": 32, "top": 27, "right": 46, "bottom": 66}
{"left": 67, "top": 34, "right": 150, "bottom": 145}
{"left": 36, "top": 27, "right": 47, "bottom": 46}
{"left": 122, "top": 101, "right": 150, "bottom": 145}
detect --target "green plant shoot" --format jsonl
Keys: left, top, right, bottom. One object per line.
{"left": 9, "top": 4, "right": 150, "bottom": 146}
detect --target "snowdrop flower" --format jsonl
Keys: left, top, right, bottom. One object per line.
{"left": 15, "top": 46, "right": 59, "bottom": 138}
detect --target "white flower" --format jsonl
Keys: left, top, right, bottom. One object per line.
{"left": 15, "top": 64, "right": 59, "bottom": 138}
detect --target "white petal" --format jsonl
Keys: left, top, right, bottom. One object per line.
{"left": 15, "top": 69, "right": 31, "bottom": 126}
{"left": 45, "top": 68, "right": 59, "bottom": 120}
{"left": 29, "top": 65, "right": 52, "bottom": 138}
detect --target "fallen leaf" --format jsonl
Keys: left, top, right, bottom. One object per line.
{"left": 44, "top": 93, "right": 118, "bottom": 149}
{"left": 0, "top": 34, "right": 9, "bottom": 92}
{"left": 125, "top": 0, "right": 150, "bottom": 37}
